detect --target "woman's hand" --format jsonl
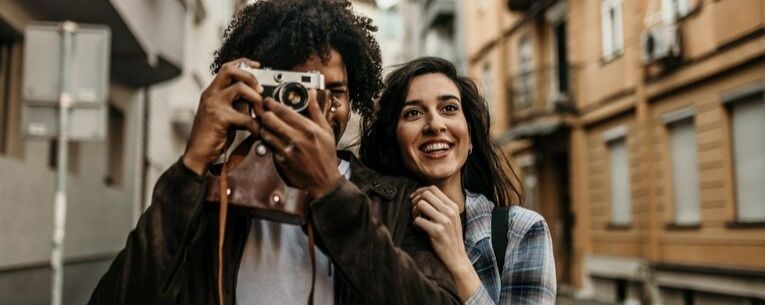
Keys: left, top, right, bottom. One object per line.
{"left": 411, "top": 186, "right": 481, "bottom": 301}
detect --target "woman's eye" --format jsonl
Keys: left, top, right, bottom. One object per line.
{"left": 403, "top": 109, "right": 422, "bottom": 118}
{"left": 443, "top": 104, "right": 459, "bottom": 112}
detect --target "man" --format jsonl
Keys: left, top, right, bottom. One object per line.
{"left": 88, "top": 1, "right": 460, "bottom": 305}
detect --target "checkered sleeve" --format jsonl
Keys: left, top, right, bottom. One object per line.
{"left": 501, "top": 219, "right": 557, "bottom": 305}
{"left": 465, "top": 284, "right": 496, "bottom": 305}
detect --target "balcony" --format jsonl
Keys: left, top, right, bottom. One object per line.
{"left": 507, "top": 0, "right": 535, "bottom": 11}
{"left": 506, "top": 65, "right": 577, "bottom": 127}
{"left": 422, "top": 0, "right": 456, "bottom": 29}
{"left": 22, "top": 0, "right": 186, "bottom": 87}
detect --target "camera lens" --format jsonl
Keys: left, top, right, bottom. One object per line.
{"left": 274, "top": 83, "right": 309, "bottom": 113}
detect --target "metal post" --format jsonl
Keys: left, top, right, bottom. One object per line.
{"left": 51, "top": 20, "right": 77, "bottom": 305}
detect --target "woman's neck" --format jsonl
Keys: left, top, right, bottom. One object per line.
{"left": 429, "top": 174, "right": 467, "bottom": 213}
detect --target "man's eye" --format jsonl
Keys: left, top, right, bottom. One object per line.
{"left": 331, "top": 90, "right": 347, "bottom": 98}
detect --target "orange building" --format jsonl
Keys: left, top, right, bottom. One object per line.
{"left": 461, "top": 0, "right": 765, "bottom": 304}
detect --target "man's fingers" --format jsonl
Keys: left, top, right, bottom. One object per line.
{"left": 264, "top": 98, "right": 310, "bottom": 127}
{"left": 260, "top": 127, "right": 291, "bottom": 156}
{"left": 224, "top": 108, "right": 260, "bottom": 135}
{"left": 210, "top": 58, "right": 261, "bottom": 92}
{"left": 305, "top": 90, "right": 332, "bottom": 132}
{"left": 220, "top": 81, "right": 263, "bottom": 108}
{"left": 260, "top": 110, "right": 300, "bottom": 141}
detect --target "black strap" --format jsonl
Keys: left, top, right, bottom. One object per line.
{"left": 491, "top": 206, "right": 510, "bottom": 272}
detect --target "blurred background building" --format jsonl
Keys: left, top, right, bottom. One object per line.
{"left": 456, "top": 0, "right": 765, "bottom": 304}
{"left": 0, "top": 0, "right": 402, "bottom": 304}
{"left": 1, "top": 0, "right": 764, "bottom": 304}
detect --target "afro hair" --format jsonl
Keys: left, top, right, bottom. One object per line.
{"left": 211, "top": 0, "right": 383, "bottom": 118}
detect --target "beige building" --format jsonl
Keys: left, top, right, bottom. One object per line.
{"left": 462, "top": 0, "right": 765, "bottom": 304}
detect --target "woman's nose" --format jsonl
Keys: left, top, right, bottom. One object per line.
{"left": 423, "top": 113, "right": 447, "bottom": 134}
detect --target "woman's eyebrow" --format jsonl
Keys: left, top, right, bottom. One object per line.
{"left": 438, "top": 94, "right": 461, "bottom": 102}
{"left": 403, "top": 99, "right": 422, "bottom": 106}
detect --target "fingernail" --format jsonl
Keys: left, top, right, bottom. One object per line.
{"left": 257, "top": 85, "right": 264, "bottom": 93}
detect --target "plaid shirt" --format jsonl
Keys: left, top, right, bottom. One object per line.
{"left": 463, "top": 192, "right": 557, "bottom": 305}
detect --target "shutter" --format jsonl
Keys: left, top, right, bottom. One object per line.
{"left": 661, "top": 0, "right": 675, "bottom": 23}
{"left": 610, "top": 139, "right": 631, "bottom": 224}
{"left": 614, "top": 0, "right": 624, "bottom": 53}
{"left": 732, "top": 98, "right": 765, "bottom": 221}
{"left": 669, "top": 119, "right": 700, "bottom": 224}
{"left": 601, "top": 0, "right": 614, "bottom": 59}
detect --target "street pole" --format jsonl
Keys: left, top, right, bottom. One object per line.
{"left": 51, "top": 20, "right": 77, "bottom": 305}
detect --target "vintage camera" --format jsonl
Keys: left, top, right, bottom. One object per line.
{"left": 237, "top": 63, "right": 325, "bottom": 114}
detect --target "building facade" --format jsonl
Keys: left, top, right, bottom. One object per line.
{"left": 0, "top": 0, "right": 231, "bottom": 304}
{"left": 462, "top": 0, "right": 765, "bottom": 304}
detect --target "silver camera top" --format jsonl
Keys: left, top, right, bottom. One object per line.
{"left": 236, "top": 63, "right": 325, "bottom": 90}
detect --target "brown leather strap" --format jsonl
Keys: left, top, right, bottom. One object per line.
{"left": 215, "top": 139, "right": 317, "bottom": 305}
{"left": 217, "top": 141, "right": 230, "bottom": 305}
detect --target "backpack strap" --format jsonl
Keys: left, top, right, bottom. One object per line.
{"left": 491, "top": 206, "right": 510, "bottom": 272}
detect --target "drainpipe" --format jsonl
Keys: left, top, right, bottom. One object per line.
{"left": 131, "top": 86, "right": 149, "bottom": 224}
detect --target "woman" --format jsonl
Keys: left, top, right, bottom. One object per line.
{"left": 360, "top": 57, "right": 556, "bottom": 305}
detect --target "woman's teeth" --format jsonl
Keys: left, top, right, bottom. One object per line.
{"left": 421, "top": 142, "right": 451, "bottom": 152}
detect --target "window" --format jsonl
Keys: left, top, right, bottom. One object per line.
{"left": 605, "top": 128, "right": 631, "bottom": 225}
{"left": 481, "top": 63, "right": 494, "bottom": 114}
{"left": 523, "top": 166, "right": 537, "bottom": 210}
{"left": 668, "top": 118, "right": 700, "bottom": 225}
{"left": 516, "top": 36, "right": 533, "bottom": 108}
{"left": 478, "top": 0, "right": 492, "bottom": 14}
{"left": 662, "top": 0, "right": 692, "bottom": 23}
{"left": 48, "top": 140, "right": 80, "bottom": 175}
{"left": 1, "top": 22, "right": 22, "bottom": 156}
{"left": 601, "top": 0, "right": 624, "bottom": 61}
{"left": 730, "top": 96, "right": 765, "bottom": 222}
{"left": 105, "top": 104, "right": 125, "bottom": 187}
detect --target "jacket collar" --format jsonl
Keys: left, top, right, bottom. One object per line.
{"left": 463, "top": 191, "right": 494, "bottom": 264}
{"left": 338, "top": 150, "right": 400, "bottom": 200}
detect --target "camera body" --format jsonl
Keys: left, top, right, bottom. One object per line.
{"left": 238, "top": 64, "right": 325, "bottom": 114}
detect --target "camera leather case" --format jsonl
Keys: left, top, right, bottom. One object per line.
{"left": 204, "top": 89, "right": 332, "bottom": 225}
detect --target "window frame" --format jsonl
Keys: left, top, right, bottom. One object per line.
{"left": 603, "top": 125, "right": 631, "bottom": 227}
{"left": 601, "top": 0, "right": 624, "bottom": 61}
{"left": 662, "top": 107, "right": 701, "bottom": 227}
{"left": 725, "top": 90, "right": 765, "bottom": 223}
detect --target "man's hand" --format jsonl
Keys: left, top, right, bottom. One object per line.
{"left": 183, "top": 58, "right": 264, "bottom": 176}
{"left": 258, "top": 90, "right": 342, "bottom": 198}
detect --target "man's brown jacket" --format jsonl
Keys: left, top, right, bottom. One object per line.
{"left": 87, "top": 152, "right": 461, "bottom": 305}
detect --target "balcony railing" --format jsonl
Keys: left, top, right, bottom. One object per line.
{"left": 506, "top": 65, "right": 577, "bottom": 125}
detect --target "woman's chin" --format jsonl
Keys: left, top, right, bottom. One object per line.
{"left": 418, "top": 167, "right": 460, "bottom": 184}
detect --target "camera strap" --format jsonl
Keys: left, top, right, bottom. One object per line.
{"left": 216, "top": 139, "right": 317, "bottom": 305}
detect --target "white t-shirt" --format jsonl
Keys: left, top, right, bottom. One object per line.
{"left": 235, "top": 160, "right": 351, "bottom": 305}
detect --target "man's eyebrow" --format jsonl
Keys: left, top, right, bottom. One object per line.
{"left": 326, "top": 81, "right": 348, "bottom": 89}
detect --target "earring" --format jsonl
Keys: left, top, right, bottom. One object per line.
{"left": 468, "top": 142, "right": 473, "bottom": 155}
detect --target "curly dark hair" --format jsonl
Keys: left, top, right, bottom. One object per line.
{"left": 211, "top": 0, "right": 383, "bottom": 118}
{"left": 360, "top": 57, "right": 523, "bottom": 206}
